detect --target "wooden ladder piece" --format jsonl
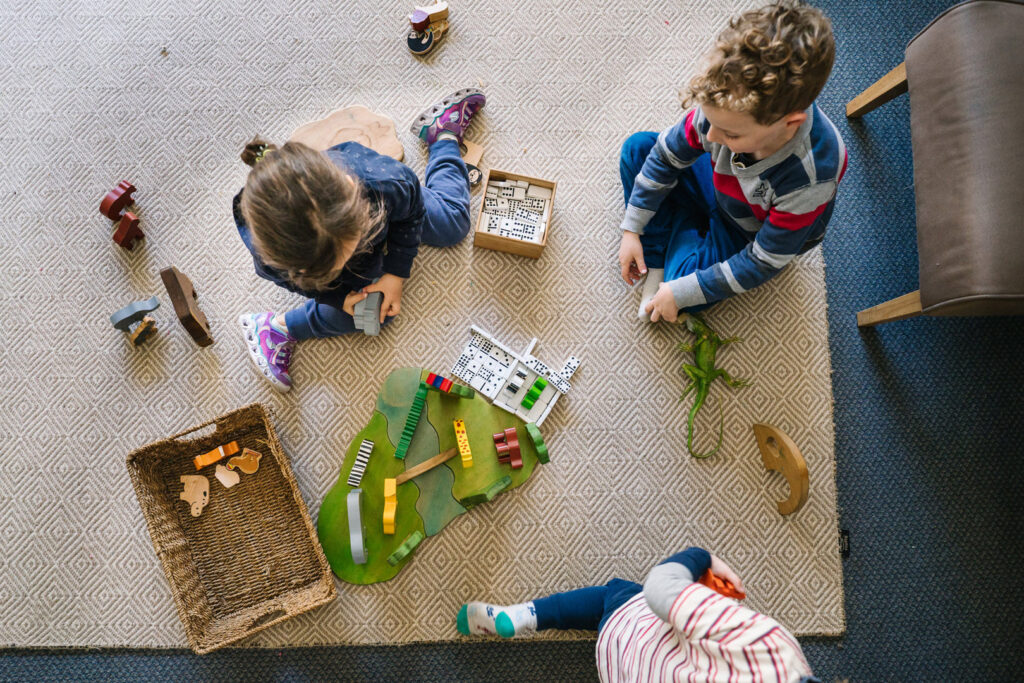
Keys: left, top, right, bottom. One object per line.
{"left": 160, "top": 265, "right": 213, "bottom": 346}
{"left": 752, "top": 424, "right": 809, "bottom": 516}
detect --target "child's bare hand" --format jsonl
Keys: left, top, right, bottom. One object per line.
{"left": 644, "top": 282, "right": 679, "bottom": 323}
{"left": 364, "top": 273, "right": 405, "bottom": 323}
{"left": 342, "top": 290, "right": 367, "bottom": 317}
{"left": 619, "top": 231, "right": 647, "bottom": 285}
{"left": 710, "top": 554, "right": 744, "bottom": 593}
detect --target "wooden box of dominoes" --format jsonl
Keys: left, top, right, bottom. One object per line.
{"left": 472, "top": 169, "right": 556, "bottom": 258}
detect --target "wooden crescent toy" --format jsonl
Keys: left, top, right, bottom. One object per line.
{"left": 179, "top": 475, "right": 209, "bottom": 517}
{"left": 226, "top": 448, "right": 262, "bottom": 475}
{"left": 753, "top": 423, "right": 809, "bottom": 516}
{"left": 290, "top": 105, "right": 404, "bottom": 161}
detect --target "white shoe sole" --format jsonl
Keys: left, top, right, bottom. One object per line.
{"left": 410, "top": 88, "right": 484, "bottom": 136}
{"left": 238, "top": 314, "right": 292, "bottom": 393}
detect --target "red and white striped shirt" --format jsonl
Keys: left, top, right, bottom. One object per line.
{"left": 596, "top": 584, "right": 812, "bottom": 682}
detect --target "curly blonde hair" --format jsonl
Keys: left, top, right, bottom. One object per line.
{"left": 685, "top": 1, "right": 835, "bottom": 125}
{"left": 240, "top": 137, "right": 385, "bottom": 291}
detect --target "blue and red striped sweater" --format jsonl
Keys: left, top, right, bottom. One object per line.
{"left": 621, "top": 104, "right": 847, "bottom": 309}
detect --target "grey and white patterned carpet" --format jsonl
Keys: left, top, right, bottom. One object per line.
{"left": 0, "top": 0, "right": 843, "bottom": 647}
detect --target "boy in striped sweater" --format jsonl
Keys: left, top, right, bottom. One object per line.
{"left": 457, "top": 547, "right": 819, "bottom": 683}
{"left": 620, "top": 1, "right": 846, "bottom": 322}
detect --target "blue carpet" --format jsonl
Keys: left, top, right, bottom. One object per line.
{"left": 4, "top": 1, "right": 1024, "bottom": 681}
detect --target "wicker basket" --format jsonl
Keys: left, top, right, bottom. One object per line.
{"left": 127, "top": 403, "right": 336, "bottom": 653}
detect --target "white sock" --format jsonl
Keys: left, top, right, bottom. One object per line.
{"left": 457, "top": 601, "right": 537, "bottom": 638}
{"left": 638, "top": 268, "right": 665, "bottom": 321}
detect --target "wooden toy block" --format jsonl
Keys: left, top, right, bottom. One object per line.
{"left": 753, "top": 424, "right": 809, "bottom": 516}
{"left": 353, "top": 291, "right": 384, "bottom": 336}
{"left": 128, "top": 316, "right": 157, "bottom": 346}
{"left": 214, "top": 464, "right": 240, "bottom": 489}
{"left": 458, "top": 475, "right": 512, "bottom": 507}
{"left": 112, "top": 211, "right": 144, "bottom": 250}
{"left": 160, "top": 266, "right": 213, "bottom": 347}
{"left": 495, "top": 441, "right": 510, "bottom": 463}
{"left": 347, "top": 439, "right": 374, "bottom": 488}
{"left": 448, "top": 383, "right": 475, "bottom": 398}
{"left": 395, "top": 447, "right": 459, "bottom": 485}
{"left": 525, "top": 422, "right": 548, "bottom": 464}
{"left": 394, "top": 383, "right": 429, "bottom": 460}
{"left": 698, "top": 569, "right": 746, "bottom": 600}
{"left": 226, "top": 447, "right": 262, "bottom": 474}
{"left": 110, "top": 296, "right": 160, "bottom": 332}
{"left": 290, "top": 105, "right": 404, "bottom": 161}
{"left": 99, "top": 180, "right": 135, "bottom": 220}
{"left": 409, "top": 2, "right": 448, "bottom": 30}
{"left": 387, "top": 530, "right": 424, "bottom": 566}
{"left": 382, "top": 478, "right": 397, "bottom": 535}
{"left": 512, "top": 187, "right": 526, "bottom": 200}
{"left": 453, "top": 419, "right": 472, "bottom": 468}
{"left": 440, "top": 378, "right": 452, "bottom": 392}
{"left": 347, "top": 489, "right": 367, "bottom": 564}
{"left": 193, "top": 441, "right": 239, "bottom": 470}
{"left": 179, "top": 475, "right": 209, "bottom": 517}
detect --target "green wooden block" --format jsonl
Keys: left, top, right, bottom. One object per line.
{"left": 387, "top": 530, "right": 424, "bottom": 566}
{"left": 526, "top": 423, "right": 548, "bottom": 464}
{"left": 458, "top": 475, "right": 512, "bottom": 507}
{"left": 532, "top": 376, "right": 548, "bottom": 391}
{"left": 448, "top": 383, "right": 475, "bottom": 398}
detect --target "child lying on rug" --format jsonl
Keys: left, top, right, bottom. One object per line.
{"left": 457, "top": 547, "right": 819, "bottom": 683}
{"left": 618, "top": 1, "right": 846, "bottom": 323}
{"left": 233, "top": 89, "right": 485, "bottom": 392}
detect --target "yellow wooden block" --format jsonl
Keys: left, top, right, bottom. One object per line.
{"left": 382, "top": 478, "right": 397, "bottom": 535}
{"left": 453, "top": 419, "right": 473, "bottom": 468}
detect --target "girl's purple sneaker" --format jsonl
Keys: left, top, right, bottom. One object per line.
{"left": 410, "top": 88, "right": 486, "bottom": 144}
{"left": 239, "top": 312, "right": 296, "bottom": 393}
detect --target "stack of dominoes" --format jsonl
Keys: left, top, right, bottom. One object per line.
{"left": 480, "top": 179, "right": 552, "bottom": 243}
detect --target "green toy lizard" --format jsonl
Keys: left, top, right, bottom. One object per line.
{"left": 679, "top": 314, "right": 750, "bottom": 458}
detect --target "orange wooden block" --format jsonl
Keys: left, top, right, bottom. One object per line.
{"left": 382, "top": 478, "right": 397, "bottom": 535}
{"left": 698, "top": 569, "right": 746, "bottom": 600}
{"left": 193, "top": 441, "right": 239, "bottom": 470}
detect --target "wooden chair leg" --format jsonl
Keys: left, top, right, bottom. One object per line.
{"left": 857, "top": 290, "right": 923, "bottom": 327}
{"left": 846, "top": 62, "right": 908, "bottom": 118}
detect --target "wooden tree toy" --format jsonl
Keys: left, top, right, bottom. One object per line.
{"left": 753, "top": 424, "right": 809, "bottom": 516}
{"left": 160, "top": 265, "right": 213, "bottom": 347}
{"left": 290, "top": 105, "right": 404, "bottom": 161}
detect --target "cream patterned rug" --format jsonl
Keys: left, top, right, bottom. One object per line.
{"left": 0, "top": 0, "right": 844, "bottom": 647}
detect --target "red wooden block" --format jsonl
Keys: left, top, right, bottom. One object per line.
{"left": 507, "top": 438, "right": 522, "bottom": 469}
{"left": 427, "top": 372, "right": 438, "bottom": 385}
{"left": 503, "top": 427, "right": 517, "bottom": 442}
{"left": 440, "top": 378, "right": 452, "bottom": 392}
{"left": 112, "top": 211, "right": 144, "bottom": 250}
{"left": 100, "top": 180, "right": 136, "bottom": 221}
{"left": 495, "top": 442, "right": 510, "bottom": 462}
{"left": 492, "top": 432, "right": 505, "bottom": 444}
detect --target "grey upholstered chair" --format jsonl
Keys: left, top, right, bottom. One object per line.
{"left": 848, "top": 0, "right": 1024, "bottom": 326}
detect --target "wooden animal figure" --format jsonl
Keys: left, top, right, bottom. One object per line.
{"left": 112, "top": 211, "right": 144, "bottom": 250}
{"left": 160, "top": 265, "right": 213, "bottom": 347}
{"left": 110, "top": 296, "right": 160, "bottom": 332}
{"left": 215, "top": 464, "right": 240, "bottom": 489}
{"left": 99, "top": 180, "right": 136, "bottom": 220}
{"left": 179, "top": 475, "right": 209, "bottom": 517}
{"left": 226, "top": 448, "right": 262, "bottom": 474}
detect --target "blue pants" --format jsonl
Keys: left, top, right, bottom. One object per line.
{"left": 620, "top": 132, "right": 748, "bottom": 313}
{"left": 533, "top": 578, "right": 642, "bottom": 633}
{"left": 285, "top": 139, "right": 470, "bottom": 339}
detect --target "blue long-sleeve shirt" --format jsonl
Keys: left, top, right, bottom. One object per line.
{"left": 234, "top": 142, "right": 425, "bottom": 307}
{"left": 622, "top": 105, "right": 847, "bottom": 309}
